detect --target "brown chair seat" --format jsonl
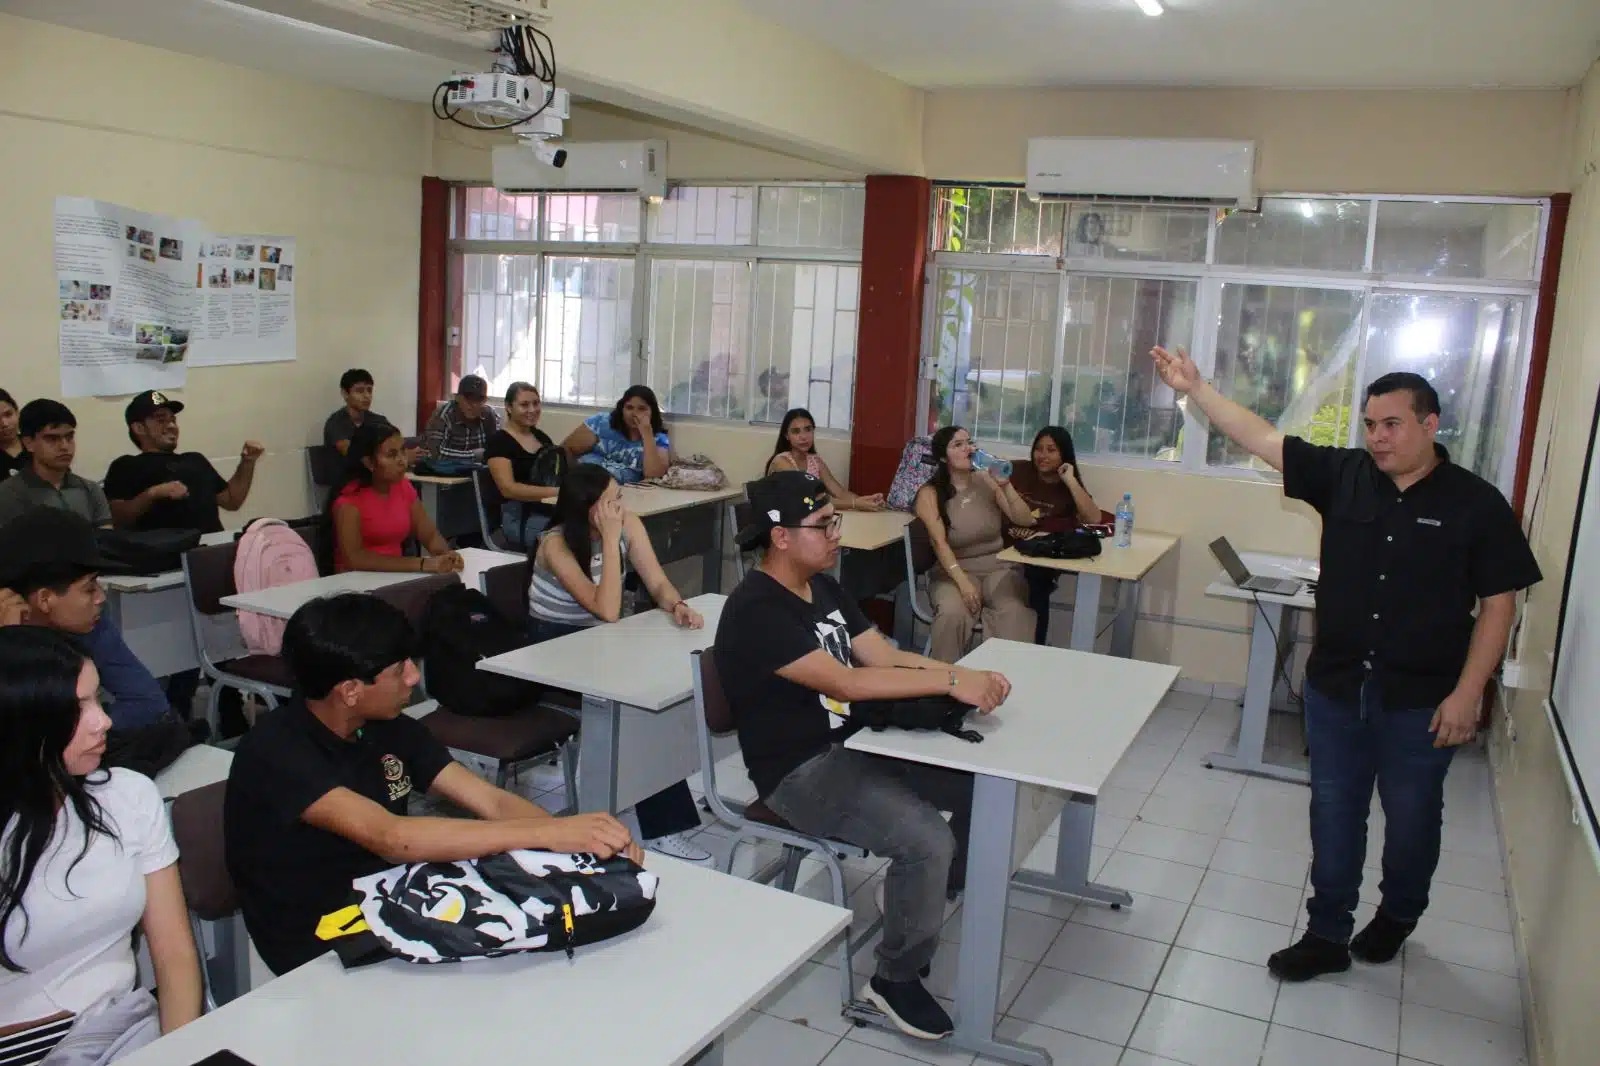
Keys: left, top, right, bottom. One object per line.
{"left": 421, "top": 705, "right": 578, "bottom": 762}
{"left": 214, "top": 654, "right": 294, "bottom": 689}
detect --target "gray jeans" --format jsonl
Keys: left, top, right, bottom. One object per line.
{"left": 766, "top": 745, "right": 973, "bottom": 982}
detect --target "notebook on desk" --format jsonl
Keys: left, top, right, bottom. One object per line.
{"left": 1209, "top": 537, "right": 1305, "bottom": 597}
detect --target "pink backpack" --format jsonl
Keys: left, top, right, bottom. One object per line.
{"left": 233, "top": 518, "right": 318, "bottom": 656}
{"left": 886, "top": 435, "right": 934, "bottom": 512}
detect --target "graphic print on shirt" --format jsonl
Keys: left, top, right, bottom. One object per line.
{"left": 815, "top": 609, "right": 854, "bottom": 726}
{"left": 382, "top": 753, "right": 413, "bottom": 802}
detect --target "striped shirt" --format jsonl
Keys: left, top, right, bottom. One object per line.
{"left": 528, "top": 534, "right": 627, "bottom": 627}
{"left": 0, "top": 1015, "right": 72, "bottom": 1065}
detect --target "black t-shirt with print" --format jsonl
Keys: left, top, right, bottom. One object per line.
{"left": 223, "top": 699, "right": 452, "bottom": 975}
{"left": 103, "top": 450, "right": 229, "bottom": 533}
{"left": 714, "top": 569, "right": 873, "bottom": 798}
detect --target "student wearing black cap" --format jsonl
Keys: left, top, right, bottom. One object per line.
{"left": 0, "top": 399, "right": 111, "bottom": 528}
{"left": 104, "top": 390, "right": 264, "bottom": 533}
{"left": 420, "top": 374, "right": 499, "bottom": 462}
{"left": 714, "top": 470, "right": 1012, "bottom": 1042}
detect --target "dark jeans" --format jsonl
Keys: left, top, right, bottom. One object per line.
{"left": 1303, "top": 681, "right": 1457, "bottom": 944}
{"left": 526, "top": 616, "right": 701, "bottom": 840}
{"left": 766, "top": 746, "right": 973, "bottom": 982}
{"left": 1024, "top": 568, "right": 1059, "bottom": 645}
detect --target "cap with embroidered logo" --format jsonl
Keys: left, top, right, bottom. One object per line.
{"left": 736, "top": 470, "right": 831, "bottom": 549}
{"left": 124, "top": 390, "right": 184, "bottom": 424}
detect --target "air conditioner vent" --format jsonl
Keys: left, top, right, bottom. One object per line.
{"left": 366, "top": 0, "right": 547, "bottom": 32}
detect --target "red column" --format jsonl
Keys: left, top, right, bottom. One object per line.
{"left": 850, "top": 176, "right": 932, "bottom": 492}
{"left": 416, "top": 177, "right": 450, "bottom": 434}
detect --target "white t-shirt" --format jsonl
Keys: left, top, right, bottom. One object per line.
{"left": 0, "top": 768, "right": 178, "bottom": 1026}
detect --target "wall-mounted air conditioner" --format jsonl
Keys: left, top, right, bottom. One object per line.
{"left": 1026, "top": 137, "right": 1257, "bottom": 208}
{"left": 493, "top": 139, "right": 667, "bottom": 200}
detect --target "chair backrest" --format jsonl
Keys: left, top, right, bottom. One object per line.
{"left": 169, "top": 781, "right": 238, "bottom": 921}
{"left": 691, "top": 649, "right": 742, "bottom": 826}
{"left": 183, "top": 541, "right": 241, "bottom": 617}
{"left": 369, "top": 573, "right": 461, "bottom": 629}
{"left": 481, "top": 557, "right": 533, "bottom": 622}
{"left": 902, "top": 521, "right": 936, "bottom": 625}
{"left": 306, "top": 444, "right": 343, "bottom": 491}
{"left": 472, "top": 467, "right": 504, "bottom": 545}
{"left": 694, "top": 648, "right": 736, "bottom": 735}
{"left": 728, "top": 501, "right": 756, "bottom": 581}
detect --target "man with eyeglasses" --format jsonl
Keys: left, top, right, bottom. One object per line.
{"left": 715, "top": 470, "right": 1012, "bottom": 1042}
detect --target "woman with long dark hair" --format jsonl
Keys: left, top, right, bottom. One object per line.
{"left": 913, "top": 426, "right": 1036, "bottom": 661}
{"left": 0, "top": 628, "right": 201, "bottom": 1062}
{"left": 486, "top": 382, "right": 559, "bottom": 549}
{"left": 525, "top": 463, "right": 710, "bottom": 864}
{"left": 325, "top": 421, "right": 462, "bottom": 574}
{"left": 1008, "top": 426, "right": 1103, "bottom": 644}
{"left": 766, "top": 408, "right": 884, "bottom": 511}
{"left": 560, "top": 385, "right": 670, "bottom": 484}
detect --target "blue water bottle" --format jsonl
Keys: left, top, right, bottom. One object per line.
{"left": 972, "top": 448, "right": 1014, "bottom": 480}
{"left": 1114, "top": 493, "right": 1134, "bottom": 548}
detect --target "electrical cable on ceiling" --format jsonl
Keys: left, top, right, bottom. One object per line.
{"left": 432, "top": 23, "right": 556, "bottom": 131}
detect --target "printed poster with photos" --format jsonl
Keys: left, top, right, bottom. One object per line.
{"left": 53, "top": 197, "right": 200, "bottom": 397}
{"left": 188, "top": 235, "right": 297, "bottom": 367}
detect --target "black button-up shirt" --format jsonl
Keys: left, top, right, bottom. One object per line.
{"left": 1282, "top": 436, "right": 1542, "bottom": 709}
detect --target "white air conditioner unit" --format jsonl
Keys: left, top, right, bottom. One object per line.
{"left": 1026, "top": 138, "right": 1257, "bottom": 208}
{"left": 493, "top": 139, "right": 667, "bottom": 200}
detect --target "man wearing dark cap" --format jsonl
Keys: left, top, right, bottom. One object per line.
{"left": 0, "top": 399, "right": 111, "bottom": 528}
{"left": 0, "top": 508, "right": 171, "bottom": 729}
{"left": 104, "top": 390, "right": 264, "bottom": 533}
{"left": 421, "top": 374, "right": 499, "bottom": 463}
{"left": 715, "top": 471, "right": 1011, "bottom": 1042}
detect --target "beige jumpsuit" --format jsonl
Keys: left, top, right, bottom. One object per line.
{"left": 927, "top": 483, "right": 1035, "bottom": 662}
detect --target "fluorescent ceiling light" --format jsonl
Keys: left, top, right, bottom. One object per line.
{"left": 1133, "top": 0, "right": 1164, "bottom": 16}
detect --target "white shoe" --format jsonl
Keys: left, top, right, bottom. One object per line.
{"left": 645, "top": 831, "right": 713, "bottom": 864}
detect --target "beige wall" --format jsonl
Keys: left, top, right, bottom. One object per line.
{"left": 926, "top": 88, "right": 1575, "bottom": 194}
{"left": 0, "top": 14, "right": 428, "bottom": 524}
{"left": 1489, "top": 58, "right": 1600, "bottom": 1066}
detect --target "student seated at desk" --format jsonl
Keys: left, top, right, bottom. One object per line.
{"left": 0, "top": 400, "right": 111, "bottom": 528}
{"left": 915, "top": 426, "right": 1036, "bottom": 662}
{"left": 327, "top": 422, "right": 463, "bottom": 575}
{"left": 323, "top": 367, "right": 392, "bottom": 456}
{"left": 561, "top": 385, "right": 670, "bottom": 485}
{"left": 0, "top": 388, "right": 25, "bottom": 480}
{"left": 224, "top": 593, "right": 642, "bottom": 976}
{"left": 105, "top": 390, "right": 263, "bottom": 534}
{"left": 421, "top": 374, "right": 498, "bottom": 463}
{"left": 0, "top": 627, "right": 202, "bottom": 1063}
{"left": 485, "top": 381, "right": 558, "bottom": 549}
{"left": 766, "top": 407, "right": 884, "bottom": 511}
{"left": 1006, "top": 426, "right": 1102, "bottom": 646}
{"left": 528, "top": 464, "right": 712, "bottom": 864}
{"left": 716, "top": 471, "right": 1011, "bottom": 1041}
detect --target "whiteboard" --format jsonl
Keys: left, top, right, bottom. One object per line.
{"left": 1551, "top": 381, "right": 1600, "bottom": 850}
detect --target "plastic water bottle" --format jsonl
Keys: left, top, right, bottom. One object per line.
{"left": 1114, "top": 493, "right": 1134, "bottom": 548}
{"left": 972, "top": 448, "right": 1014, "bottom": 480}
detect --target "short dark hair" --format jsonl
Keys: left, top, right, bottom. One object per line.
{"left": 0, "top": 388, "right": 15, "bottom": 412}
{"left": 8, "top": 563, "right": 96, "bottom": 600}
{"left": 340, "top": 368, "right": 374, "bottom": 392}
{"left": 1365, "top": 372, "right": 1441, "bottom": 419}
{"left": 281, "top": 594, "right": 417, "bottom": 700}
{"left": 18, "top": 399, "right": 75, "bottom": 440}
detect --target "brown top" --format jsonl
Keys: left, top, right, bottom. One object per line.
{"left": 1004, "top": 459, "right": 1076, "bottom": 545}
{"left": 941, "top": 482, "right": 1007, "bottom": 559}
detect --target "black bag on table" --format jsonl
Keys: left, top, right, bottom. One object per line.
{"left": 854, "top": 696, "right": 984, "bottom": 743}
{"left": 1013, "top": 528, "right": 1103, "bottom": 562}
{"left": 94, "top": 528, "right": 202, "bottom": 576}
{"left": 419, "top": 584, "right": 542, "bottom": 718}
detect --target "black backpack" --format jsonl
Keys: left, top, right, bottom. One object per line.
{"left": 1014, "top": 528, "right": 1103, "bottom": 561}
{"left": 419, "top": 585, "right": 541, "bottom": 718}
{"left": 94, "top": 528, "right": 203, "bottom": 575}
{"left": 527, "top": 444, "right": 567, "bottom": 488}
{"left": 854, "top": 696, "right": 984, "bottom": 743}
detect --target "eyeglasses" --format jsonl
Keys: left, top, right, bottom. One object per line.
{"left": 778, "top": 513, "right": 843, "bottom": 537}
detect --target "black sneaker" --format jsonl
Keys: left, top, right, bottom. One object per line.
{"left": 1350, "top": 911, "right": 1416, "bottom": 964}
{"left": 864, "top": 976, "right": 954, "bottom": 1040}
{"left": 1268, "top": 933, "right": 1351, "bottom": 982}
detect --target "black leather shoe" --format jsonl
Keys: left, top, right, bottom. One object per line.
{"left": 1268, "top": 933, "right": 1351, "bottom": 982}
{"left": 1350, "top": 911, "right": 1416, "bottom": 964}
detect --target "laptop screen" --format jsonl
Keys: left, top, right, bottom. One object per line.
{"left": 1208, "top": 537, "right": 1254, "bottom": 586}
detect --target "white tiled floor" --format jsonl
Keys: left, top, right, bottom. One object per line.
{"left": 546, "top": 692, "right": 1531, "bottom": 1066}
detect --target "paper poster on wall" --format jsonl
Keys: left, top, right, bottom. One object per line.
{"left": 54, "top": 196, "right": 200, "bottom": 397}
{"left": 187, "top": 235, "right": 297, "bottom": 367}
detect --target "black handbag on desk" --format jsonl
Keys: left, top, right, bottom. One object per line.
{"left": 94, "top": 528, "right": 202, "bottom": 575}
{"left": 854, "top": 696, "right": 984, "bottom": 743}
{"left": 1013, "top": 528, "right": 1103, "bottom": 562}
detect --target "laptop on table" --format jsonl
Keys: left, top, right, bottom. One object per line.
{"left": 1208, "top": 537, "right": 1304, "bottom": 596}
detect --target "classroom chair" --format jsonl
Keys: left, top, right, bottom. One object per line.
{"left": 690, "top": 649, "right": 879, "bottom": 1008}
{"left": 901, "top": 520, "right": 982, "bottom": 658}
{"left": 180, "top": 541, "right": 298, "bottom": 734}
{"left": 169, "top": 781, "right": 240, "bottom": 1012}
{"left": 726, "top": 500, "right": 755, "bottom": 581}
{"left": 470, "top": 467, "right": 512, "bottom": 550}
{"left": 305, "top": 444, "right": 342, "bottom": 496}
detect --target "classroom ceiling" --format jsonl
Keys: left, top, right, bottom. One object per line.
{"left": 736, "top": 0, "right": 1600, "bottom": 90}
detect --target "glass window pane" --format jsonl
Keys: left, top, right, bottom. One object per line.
{"left": 1214, "top": 199, "right": 1370, "bottom": 272}
{"left": 540, "top": 256, "right": 635, "bottom": 407}
{"left": 1065, "top": 203, "right": 1209, "bottom": 263}
{"left": 751, "top": 263, "right": 859, "bottom": 429}
{"left": 647, "top": 186, "right": 755, "bottom": 244}
{"left": 648, "top": 259, "right": 753, "bottom": 420}
{"left": 1373, "top": 201, "right": 1540, "bottom": 281}
{"left": 928, "top": 269, "right": 1058, "bottom": 445}
{"left": 1058, "top": 276, "right": 1195, "bottom": 461}
{"left": 934, "top": 186, "right": 1064, "bottom": 257}
{"left": 1363, "top": 292, "right": 1528, "bottom": 485}
{"left": 540, "top": 193, "right": 641, "bottom": 242}
{"left": 457, "top": 253, "right": 540, "bottom": 393}
{"left": 757, "top": 187, "right": 865, "bottom": 250}
{"left": 1210, "top": 283, "right": 1366, "bottom": 469}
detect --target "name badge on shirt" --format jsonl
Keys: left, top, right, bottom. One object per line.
{"left": 1416, "top": 517, "right": 1443, "bottom": 527}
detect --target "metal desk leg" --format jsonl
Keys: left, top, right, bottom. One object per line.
{"left": 1068, "top": 572, "right": 1102, "bottom": 652}
{"left": 577, "top": 696, "right": 622, "bottom": 813}
{"left": 1109, "top": 578, "right": 1139, "bottom": 659}
{"left": 203, "top": 913, "right": 252, "bottom": 1004}
{"left": 1205, "top": 600, "right": 1309, "bottom": 785}
{"left": 1012, "top": 794, "right": 1132, "bottom": 909}
{"left": 702, "top": 502, "right": 725, "bottom": 595}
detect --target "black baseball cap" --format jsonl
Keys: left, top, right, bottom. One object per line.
{"left": 18, "top": 399, "right": 76, "bottom": 439}
{"left": 124, "top": 389, "right": 184, "bottom": 424}
{"left": 0, "top": 509, "right": 111, "bottom": 588}
{"left": 736, "top": 471, "right": 831, "bottom": 549}
{"left": 457, "top": 375, "right": 488, "bottom": 401}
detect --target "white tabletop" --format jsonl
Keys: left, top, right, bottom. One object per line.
{"left": 455, "top": 546, "right": 523, "bottom": 589}
{"left": 100, "top": 530, "right": 234, "bottom": 593}
{"left": 839, "top": 510, "right": 913, "bottom": 552}
{"left": 407, "top": 472, "right": 472, "bottom": 486}
{"left": 115, "top": 855, "right": 850, "bottom": 1066}
{"left": 155, "top": 743, "right": 235, "bottom": 800}
{"left": 1204, "top": 549, "right": 1319, "bottom": 609}
{"left": 845, "top": 639, "right": 1179, "bottom": 794}
{"left": 997, "top": 530, "right": 1180, "bottom": 582}
{"left": 622, "top": 483, "right": 743, "bottom": 518}
{"left": 220, "top": 571, "right": 431, "bottom": 619}
{"left": 478, "top": 594, "right": 724, "bottom": 710}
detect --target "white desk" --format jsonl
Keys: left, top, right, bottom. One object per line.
{"left": 997, "top": 530, "right": 1179, "bottom": 655}
{"left": 623, "top": 484, "right": 743, "bottom": 595}
{"left": 832, "top": 510, "right": 914, "bottom": 604}
{"left": 155, "top": 743, "right": 234, "bottom": 800}
{"left": 455, "top": 545, "right": 523, "bottom": 589}
{"left": 220, "top": 571, "right": 430, "bottom": 620}
{"left": 1204, "top": 550, "right": 1318, "bottom": 785}
{"left": 846, "top": 639, "right": 1178, "bottom": 1066}
{"left": 116, "top": 855, "right": 851, "bottom": 1066}
{"left": 477, "top": 594, "right": 725, "bottom": 814}
{"left": 101, "top": 530, "right": 233, "bottom": 678}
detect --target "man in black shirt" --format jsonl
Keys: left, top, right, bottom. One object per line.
{"left": 104, "top": 390, "right": 265, "bottom": 534}
{"left": 716, "top": 471, "right": 1010, "bottom": 1041}
{"left": 225, "top": 593, "right": 640, "bottom": 975}
{"left": 1152, "top": 346, "right": 1541, "bottom": 982}
{"left": 323, "top": 367, "right": 392, "bottom": 455}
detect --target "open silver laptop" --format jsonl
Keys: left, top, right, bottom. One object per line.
{"left": 1209, "top": 537, "right": 1303, "bottom": 596}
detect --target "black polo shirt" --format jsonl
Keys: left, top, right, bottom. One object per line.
{"left": 224, "top": 699, "right": 452, "bottom": 975}
{"left": 1282, "top": 436, "right": 1541, "bottom": 708}
{"left": 103, "top": 450, "right": 228, "bottom": 533}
